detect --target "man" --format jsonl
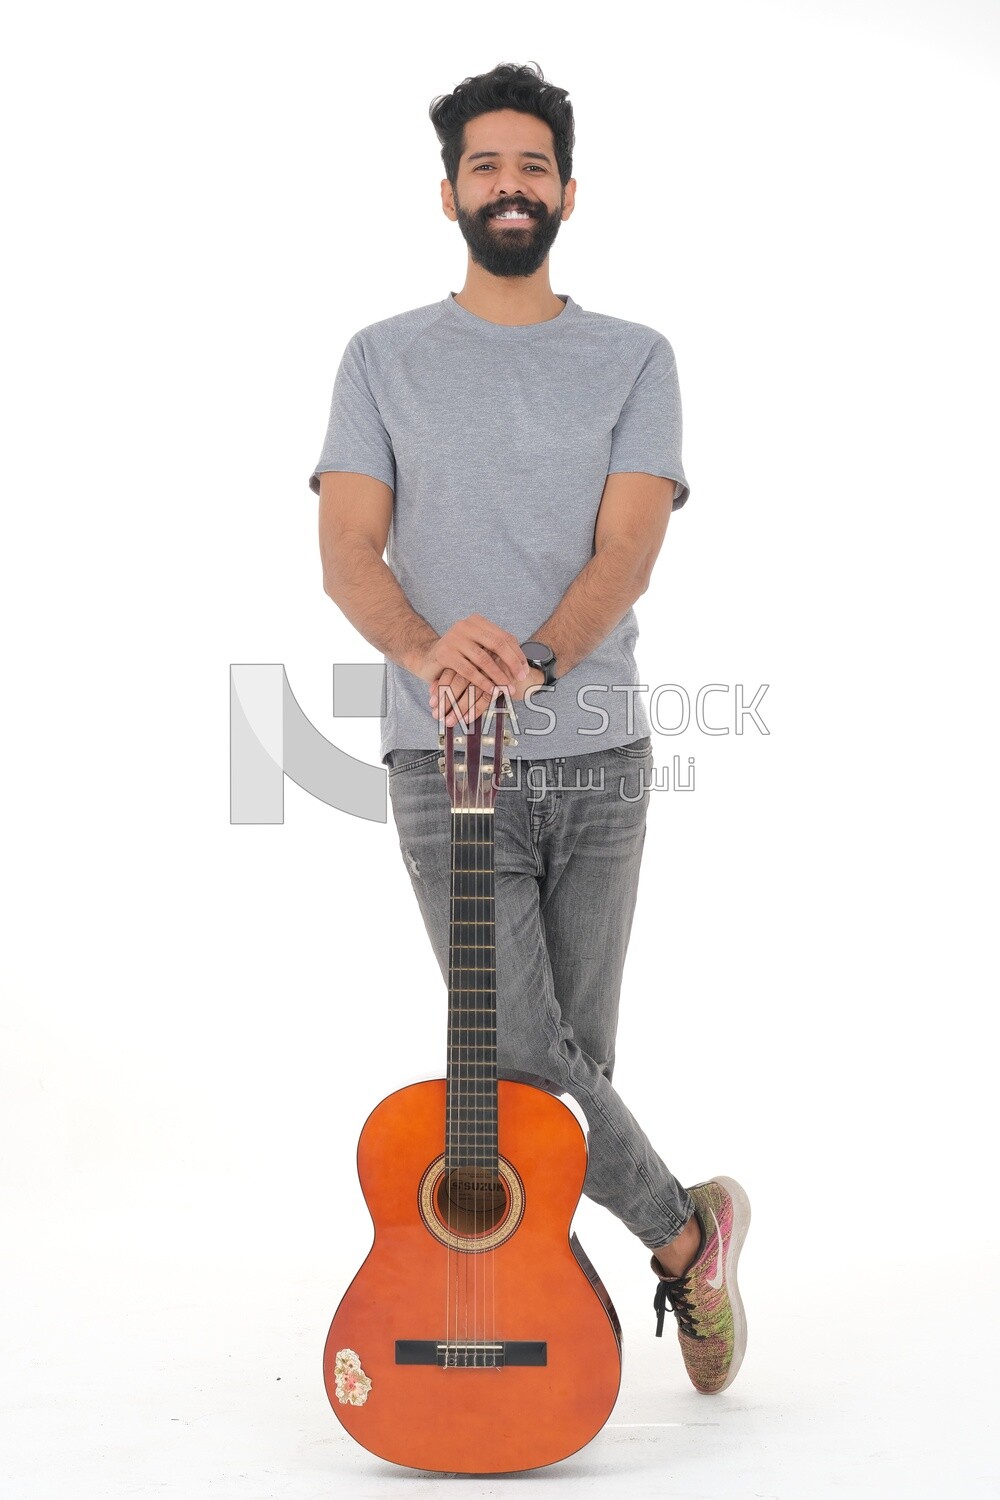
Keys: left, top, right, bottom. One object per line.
{"left": 309, "top": 62, "right": 749, "bottom": 1395}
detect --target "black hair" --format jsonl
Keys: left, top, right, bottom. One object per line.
{"left": 429, "top": 61, "right": 575, "bottom": 188}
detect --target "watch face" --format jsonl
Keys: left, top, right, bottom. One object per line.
{"left": 522, "top": 639, "right": 554, "bottom": 666}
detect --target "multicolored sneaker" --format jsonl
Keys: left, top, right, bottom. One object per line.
{"left": 652, "top": 1176, "right": 750, "bottom": 1393}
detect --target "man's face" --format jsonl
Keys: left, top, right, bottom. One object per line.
{"left": 442, "top": 109, "right": 576, "bottom": 279}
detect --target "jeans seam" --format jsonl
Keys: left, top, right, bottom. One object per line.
{"left": 536, "top": 973, "right": 687, "bottom": 1242}
{"left": 386, "top": 750, "right": 440, "bottom": 779}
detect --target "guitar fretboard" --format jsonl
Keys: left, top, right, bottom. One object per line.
{"left": 446, "top": 809, "right": 498, "bottom": 1172}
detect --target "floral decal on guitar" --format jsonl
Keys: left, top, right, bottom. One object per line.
{"left": 334, "top": 1348, "right": 372, "bottom": 1406}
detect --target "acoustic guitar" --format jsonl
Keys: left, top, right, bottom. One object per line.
{"left": 322, "top": 708, "right": 622, "bottom": 1473}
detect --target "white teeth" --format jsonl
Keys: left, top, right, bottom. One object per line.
{"left": 495, "top": 210, "right": 530, "bottom": 219}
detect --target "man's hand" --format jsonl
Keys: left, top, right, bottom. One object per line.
{"left": 416, "top": 614, "right": 529, "bottom": 705}
{"left": 429, "top": 660, "right": 546, "bottom": 727}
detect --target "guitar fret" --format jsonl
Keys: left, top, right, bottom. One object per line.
{"left": 444, "top": 761, "right": 503, "bottom": 1153}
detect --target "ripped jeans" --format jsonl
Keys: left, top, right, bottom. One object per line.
{"left": 385, "top": 738, "right": 695, "bottom": 1251}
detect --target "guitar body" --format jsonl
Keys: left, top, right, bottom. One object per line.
{"left": 324, "top": 1077, "right": 622, "bottom": 1474}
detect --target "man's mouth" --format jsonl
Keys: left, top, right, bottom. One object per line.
{"left": 488, "top": 206, "right": 536, "bottom": 224}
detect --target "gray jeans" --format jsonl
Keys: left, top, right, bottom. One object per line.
{"left": 385, "top": 737, "right": 695, "bottom": 1250}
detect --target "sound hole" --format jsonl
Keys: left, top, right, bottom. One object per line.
{"left": 436, "top": 1167, "right": 509, "bottom": 1236}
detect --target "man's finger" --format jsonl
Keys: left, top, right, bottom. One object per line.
{"left": 458, "top": 620, "right": 528, "bottom": 682}
{"left": 429, "top": 618, "right": 527, "bottom": 693}
{"left": 438, "top": 646, "right": 509, "bottom": 694}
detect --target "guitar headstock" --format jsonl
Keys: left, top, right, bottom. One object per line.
{"left": 438, "top": 706, "right": 516, "bottom": 810}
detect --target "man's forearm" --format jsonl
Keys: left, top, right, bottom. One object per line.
{"left": 324, "top": 537, "right": 437, "bottom": 676}
{"left": 428, "top": 534, "right": 660, "bottom": 724}
{"left": 531, "top": 537, "right": 654, "bottom": 678}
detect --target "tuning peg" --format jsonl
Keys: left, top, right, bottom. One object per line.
{"left": 437, "top": 756, "right": 446, "bottom": 772}
{"left": 501, "top": 760, "right": 512, "bottom": 777}
{"left": 503, "top": 730, "right": 517, "bottom": 746}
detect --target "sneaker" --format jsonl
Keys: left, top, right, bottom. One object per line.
{"left": 651, "top": 1176, "right": 750, "bottom": 1394}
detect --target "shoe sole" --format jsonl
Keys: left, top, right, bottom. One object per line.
{"left": 703, "top": 1174, "right": 751, "bottom": 1393}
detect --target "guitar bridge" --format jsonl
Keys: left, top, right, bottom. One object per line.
{"left": 395, "top": 1340, "right": 547, "bottom": 1368}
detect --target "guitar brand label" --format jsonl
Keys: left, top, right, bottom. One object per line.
{"left": 334, "top": 1348, "right": 372, "bottom": 1406}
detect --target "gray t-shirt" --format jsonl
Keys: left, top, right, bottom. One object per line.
{"left": 309, "top": 292, "right": 689, "bottom": 760}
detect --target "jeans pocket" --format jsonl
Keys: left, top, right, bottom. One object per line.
{"left": 609, "top": 736, "right": 653, "bottom": 760}
{"left": 385, "top": 748, "right": 440, "bottom": 778}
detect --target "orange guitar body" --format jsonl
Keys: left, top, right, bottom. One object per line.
{"left": 323, "top": 1077, "right": 622, "bottom": 1474}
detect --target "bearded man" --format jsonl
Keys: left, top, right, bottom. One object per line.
{"left": 309, "top": 61, "right": 750, "bottom": 1395}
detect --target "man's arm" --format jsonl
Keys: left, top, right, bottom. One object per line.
{"left": 318, "top": 471, "right": 528, "bottom": 694}
{"left": 533, "top": 470, "right": 676, "bottom": 675}
{"left": 432, "top": 471, "right": 677, "bottom": 723}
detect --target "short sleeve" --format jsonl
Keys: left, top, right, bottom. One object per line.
{"left": 307, "top": 333, "right": 396, "bottom": 495}
{"left": 608, "top": 335, "right": 690, "bottom": 508}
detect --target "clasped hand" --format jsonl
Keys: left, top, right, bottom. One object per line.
{"left": 416, "top": 614, "right": 543, "bottom": 727}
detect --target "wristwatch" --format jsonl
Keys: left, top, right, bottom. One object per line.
{"left": 520, "top": 639, "right": 558, "bottom": 687}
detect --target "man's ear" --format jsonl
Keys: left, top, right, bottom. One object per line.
{"left": 561, "top": 177, "right": 577, "bottom": 221}
{"left": 441, "top": 178, "right": 457, "bottom": 221}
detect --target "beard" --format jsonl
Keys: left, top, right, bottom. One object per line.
{"left": 454, "top": 192, "right": 565, "bottom": 279}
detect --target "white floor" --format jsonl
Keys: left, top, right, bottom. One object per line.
{"left": 4, "top": 1171, "right": 996, "bottom": 1500}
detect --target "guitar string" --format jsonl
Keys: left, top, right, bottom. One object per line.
{"left": 474, "top": 766, "right": 480, "bottom": 1362}
{"left": 476, "top": 780, "right": 482, "bottom": 1361}
{"left": 465, "top": 754, "right": 473, "bottom": 1363}
{"left": 473, "top": 748, "right": 481, "bottom": 1362}
{"left": 475, "top": 767, "right": 484, "bottom": 1358}
{"left": 478, "top": 751, "right": 485, "bottom": 1363}
{"left": 479, "top": 738, "right": 488, "bottom": 1362}
{"left": 446, "top": 764, "right": 454, "bottom": 1363}
{"left": 468, "top": 787, "right": 475, "bottom": 1362}
{"left": 450, "top": 748, "right": 464, "bottom": 1362}
{"left": 447, "top": 721, "right": 503, "bottom": 1366}
{"left": 464, "top": 755, "right": 474, "bottom": 1361}
{"left": 488, "top": 715, "right": 497, "bottom": 1363}
{"left": 483, "top": 740, "right": 492, "bottom": 1365}
{"left": 483, "top": 730, "right": 492, "bottom": 1364}
{"left": 489, "top": 714, "right": 498, "bottom": 1364}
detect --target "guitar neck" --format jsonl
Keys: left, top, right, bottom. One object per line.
{"left": 445, "top": 807, "right": 497, "bottom": 1172}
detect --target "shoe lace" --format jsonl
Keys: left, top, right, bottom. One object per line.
{"left": 654, "top": 1271, "right": 701, "bottom": 1339}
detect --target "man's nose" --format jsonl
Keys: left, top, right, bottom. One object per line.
{"left": 495, "top": 168, "right": 531, "bottom": 197}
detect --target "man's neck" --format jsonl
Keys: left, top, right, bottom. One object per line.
{"left": 452, "top": 263, "right": 566, "bottom": 326}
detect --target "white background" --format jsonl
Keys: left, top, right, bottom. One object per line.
{"left": 3, "top": 1, "right": 998, "bottom": 1495}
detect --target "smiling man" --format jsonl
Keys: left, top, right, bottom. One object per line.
{"left": 448, "top": 117, "right": 569, "bottom": 287}
{"left": 309, "top": 62, "right": 750, "bottom": 1396}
